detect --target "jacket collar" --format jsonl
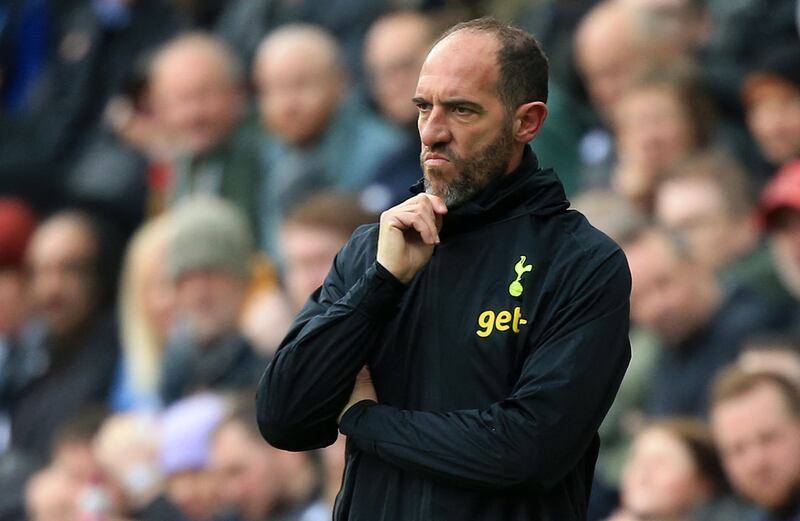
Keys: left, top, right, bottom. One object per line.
{"left": 410, "top": 145, "right": 570, "bottom": 237}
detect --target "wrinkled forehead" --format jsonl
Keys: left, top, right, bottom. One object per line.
{"left": 416, "top": 31, "right": 500, "bottom": 98}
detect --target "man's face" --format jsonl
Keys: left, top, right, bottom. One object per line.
{"left": 26, "top": 470, "right": 81, "bottom": 521}
{"left": 711, "top": 383, "right": 800, "bottom": 511}
{"left": 255, "top": 40, "right": 343, "bottom": 145}
{"left": 365, "top": 15, "right": 431, "bottom": 126}
{"left": 656, "top": 178, "right": 746, "bottom": 273}
{"left": 622, "top": 427, "right": 710, "bottom": 518}
{"left": 175, "top": 270, "right": 245, "bottom": 345}
{"left": 28, "top": 220, "right": 98, "bottom": 340}
{"left": 747, "top": 81, "right": 800, "bottom": 165}
{"left": 771, "top": 209, "right": 800, "bottom": 299}
{"left": 625, "top": 232, "right": 702, "bottom": 342}
{"left": 166, "top": 470, "right": 223, "bottom": 521}
{"left": 151, "top": 46, "right": 242, "bottom": 155}
{"left": 614, "top": 86, "right": 694, "bottom": 176}
{"left": 211, "top": 423, "right": 282, "bottom": 521}
{"left": 414, "top": 31, "right": 514, "bottom": 209}
{"left": 280, "top": 224, "right": 348, "bottom": 313}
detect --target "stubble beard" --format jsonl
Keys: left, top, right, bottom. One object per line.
{"left": 421, "top": 122, "right": 514, "bottom": 209}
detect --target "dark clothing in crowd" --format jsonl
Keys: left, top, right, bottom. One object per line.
{"left": 645, "top": 287, "right": 789, "bottom": 418}
{"left": 134, "top": 494, "right": 192, "bottom": 521}
{"left": 0, "top": 313, "right": 119, "bottom": 461}
{"left": 0, "top": 0, "right": 180, "bottom": 211}
{"left": 160, "top": 329, "right": 268, "bottom": 406}
{"left": 258, "top": 147, "right": 631, "bottom": 520}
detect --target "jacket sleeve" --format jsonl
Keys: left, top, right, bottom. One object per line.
{"left": 339, "top": 249, "right": 632, "bottom": 491}
{"left": 256, "top": 230, "right": 406, "bottom": 452}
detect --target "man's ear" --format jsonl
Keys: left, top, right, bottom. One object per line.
{"left": 513, "top": 101, "right": 548, "bottom": 144}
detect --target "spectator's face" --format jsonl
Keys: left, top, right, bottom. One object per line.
{"left": 622, "top": 428, "right": 711, "bottom": 519}
{"left": 151, "top": 45, "right": 242, "bottom": 155}
{"left": 28, "top": 219, "right": 98, "bottom": 339}
{"left": 281, "top": 224, "right": 348, "bottom": 312}
{"left": 771, "top": 209, "right": 800, "bottom": 299}
{"left": 625, "top": 232, "right": 701, "bottom": 341}
{"left": 175, "top": 270, "right": 245, "bottom": 345}
{"left": 576, "top": 9, "right": 641, "bottom": 118}
{"left": 255, "top": 39, "right": 343, "bottom": 145}
{"left": 139, "top": 245, "right": 176, "bottom": 342}
{"left": 712, "top": 383, "right": 800, "bottom": 511}
{"left": 211, "top": 422, "right": 282, "bottom": 521}
{"left": 365, "top": 15, "right": 430, "bottom": 126}
{"left": 416, "top": 31, "right": 514, "bottom": 209}
{"left": 166, "top": 470, "right": 223, "bottom": 521}
{"left": 614, "top": 85, "right": 694, "bottom": 176}
{"left": 747, "top": 82, "right": 800, "bottom": 165}
{"left": 656, "top": 178, "right": 748, "bottom": 273}
{"left": 26, "top": 470, "right": 80, "bottom": 521}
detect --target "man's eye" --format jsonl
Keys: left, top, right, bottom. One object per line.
{"left": 453, "top": 106, "right": 472, "bottom": 115}
{"left": 416, "top": 102, "right": 431, "bottom": 112}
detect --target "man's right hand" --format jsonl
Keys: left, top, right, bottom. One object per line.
{"left": 376, "top": 193, "right": 448, "bottom": 284}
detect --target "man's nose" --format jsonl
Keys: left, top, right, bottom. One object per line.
{"left": 419, "top": 106, "right": 451, "bottom": 147}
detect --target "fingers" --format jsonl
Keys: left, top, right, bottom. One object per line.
{"left": 381, "top": 194, "right": 445, "bottom": 245}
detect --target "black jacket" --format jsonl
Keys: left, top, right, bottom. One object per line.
{"left": 257, "top": 148, "right": 631, "bottom": 520}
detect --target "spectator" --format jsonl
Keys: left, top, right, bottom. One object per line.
{"left": 160, "top": 393, "right": 226, "bottom": 521}
{"left": 606, "top": 418, "right": 728, "bottom": 521}
{"left": 253, "top": 24, "right": 403, "bottom": 255}
{"left": 360, "top": 10, "right": 437, "bottom": 210}
{"left": 0, "top": 0, "right": 181, "bottom": 212}
{"left": 25, "top": 466, "right": 82, "bottom": 521}
{"left": 160, "top": 197, "right": 266, "bottom": 405}
{"left": 759, "top": 159, "right": 800, "bottom": 318}
{"left": 655, "top": 151, "right": 790, "bottom": 305}
{"left": 1, "top": 212, "right": 121, "bottom": 462}
{"left": 710, "top": 368, "right": 800, "bottom": 521}
{"left": 242, "top": 193, "right": 376, "bottom": 355}
{"left": 573, "top": 0, "right": 690, "bottom": 189}
{"left": 622, "top": 226, "right": 786, "bottom": 417}
{"left": 211, "top": 395, "right": 324, "bottom": 521}
{"left": 149, "top": 32, "right": 262, "bottom": 236}
{"left": 94, "top": 412, "right": 189, "bottom": 521}
{"left": 612, "top": 69, "right": 714, "bottom": 213}
{"left": 112, "top": 215, "right": 176, "bottom": 411}
{"left": 742, "top": 46, "right": 800, "bottom": 173}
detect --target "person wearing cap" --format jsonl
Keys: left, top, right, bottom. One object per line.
{"left": 160, "top": 393, "right": 226, "bottom": 521}
{"left": 742, "top": 47, "right": 800, "bottom": 172}
{"left": 159, "top": 196, "right": 267, "bottom": 405}
{"left": 760, "top": 160, "right": 800, "bottom": 337}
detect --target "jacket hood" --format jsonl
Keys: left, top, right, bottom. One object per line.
{"left": 411, "top": 145, "right": 570, "bottom": 237}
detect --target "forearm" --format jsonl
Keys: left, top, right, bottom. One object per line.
{"left": 257, "top": 262, "right": 405, "bottom": 451}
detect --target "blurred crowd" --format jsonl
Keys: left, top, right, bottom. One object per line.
{"left": 1, "top": 0, "right": 800, "bottom": 520}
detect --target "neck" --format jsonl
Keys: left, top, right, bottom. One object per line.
{"left": 504, "top": 145, "right": 525, "bottom": 175}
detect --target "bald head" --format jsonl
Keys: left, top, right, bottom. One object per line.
{"left": 365, "top": 11, "right": 435, "bottom": 125}
{"left": 150, "top": 32, "right": 244, "bottom": 155}
{"left": 254, "top": 25, "right": 346, "bottom": 144}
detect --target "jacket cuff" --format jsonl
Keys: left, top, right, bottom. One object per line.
{"left": 343, "top": 262, "right": 407, "bottom": 321}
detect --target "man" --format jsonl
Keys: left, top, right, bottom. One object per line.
{"left": 211, "top": 397, "right": 324, "bottom": 521}
{"left": 655, "top": 151, "right": 790, "bottom": 305}
{"left": 622, "top": 226, "right": 786, "bottom": 417}
{"left": 160, "top": 196, "right": 266, "bottom": 405}
{"left": 360, "top": 10, "right": 438, "bottom": 211}
{"left": 1, "top": 212, "right": 120, "bottom": 461}
{"left": 710, "top": 367, "right": 800, "bottom": 521}
{"left": 257, "top": 18, "right": 631, "bottom": 520}
{"left": 253, "top": 24, "right": 403, "bottom": 256}
{"left": 150, "top": 32, "right": 262, "bottom": 236}
{"left": 741, "top": 46, "right": 800, "bottom": 177}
